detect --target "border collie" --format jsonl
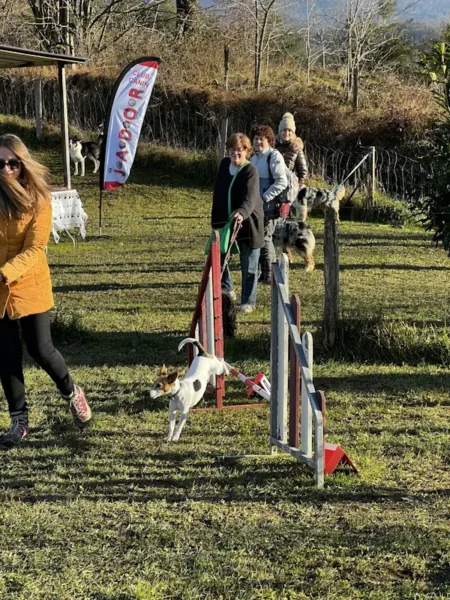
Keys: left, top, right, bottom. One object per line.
{"left": 69, "top": 135, "right": 102, "bottom": 177}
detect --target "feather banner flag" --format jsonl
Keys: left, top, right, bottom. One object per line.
{"left": 100, "top": 56, "right": 160, "bottom": 192}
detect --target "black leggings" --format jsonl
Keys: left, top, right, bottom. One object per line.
{"left": 0, "top": 311, "right": 74, "bottom": 413}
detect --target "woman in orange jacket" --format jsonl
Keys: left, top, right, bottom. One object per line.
{"left": 0, "top": 134, "right": 92, "bottom": 447}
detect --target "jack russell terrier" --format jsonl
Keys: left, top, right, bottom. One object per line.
{"left": 149, "top": 338, "right": 229, "bottom": 442}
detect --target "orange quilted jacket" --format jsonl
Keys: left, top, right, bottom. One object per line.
{"left": 0, "top": 200, "right": 54, "bottom": 319}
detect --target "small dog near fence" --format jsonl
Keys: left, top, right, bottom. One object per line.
{"left": 273, "top": 220, "right": 316, "bottom": 272}
{"left": 69, "top": 134, "right": 102, "bottom": 177}
{"left": 293, "top": 185, "right": 345, "bottom": 222}
{"left": 149, "top": 338, "right": 229, "bottom": 441}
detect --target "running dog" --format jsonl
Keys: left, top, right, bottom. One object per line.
{"left": 273, "top": 220, "right": 316, "bottom": 272}
{"left": 69, "top": 135, "right": 102, "bottom": 176}
{"left": 293, "top": 185, "right": 345, "bottom": 222}
{"left": 149, "top": 338, "right": 229, "bottom": 442}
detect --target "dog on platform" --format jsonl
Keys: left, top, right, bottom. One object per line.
{"left": 273, "top": 220, "right": 316, "bottom": 272}
{"left": 293, "top": 184, "right": 345, "bottom": 222}
{"left": 149, "top": 338, "right": 229, "bottom": 441}
{"left": 69, "top": 134, "right": 102, "bottom": 176}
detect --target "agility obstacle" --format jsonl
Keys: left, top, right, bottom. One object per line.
{"left": 188, "top": 233, "right": 358, "bottom": 486}
{"left": 271, "top": 254, "right": 359, "bottom": 487}
{"left": 188, "top": 231, "right": 270, "bottom": 411}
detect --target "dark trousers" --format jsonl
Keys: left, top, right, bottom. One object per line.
{"left": 0, "top": 311, "right": 74, "bottom": 413}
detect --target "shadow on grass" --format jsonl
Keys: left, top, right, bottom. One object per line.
{"left": 50, "top": 262, "right": 205, "bottom": 275}
{"left": 341, "top": 233, "right": 428, "bottom": 241}
{"left": 340, "top": 263, "right": 449, "bottom": 271}
{"left": 53, "top": 281, "right": 199, "bottom": 294}
{"left": 2, "top": 435, "right": 450, "bottom": 506}
{"left": 52, "top": 330, "right": 194, "bottom": 367}
{"left": 316, "top": 371, "right": 450, "bottom": 400}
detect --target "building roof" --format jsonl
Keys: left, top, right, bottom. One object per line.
{"left": 0, "top": 45, "right": 87, "bottom": 69}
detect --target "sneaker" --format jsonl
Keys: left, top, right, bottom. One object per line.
{"left": 0, "top": 411, "right": 29, "bottom": 447}
{"left": 64, "top": 385, "right": 92, "bottom": 429}
{"left": 240, "top": 304, "right": 255, "bottom": 314}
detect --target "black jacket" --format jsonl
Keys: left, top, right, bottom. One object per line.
{"left": 211, "top": 158, "right": 264, "bottom": 249}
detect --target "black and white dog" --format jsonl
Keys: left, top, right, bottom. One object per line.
{"left": 69, "top": 135, "right": 102, "bottom": 177}
{"left": 273, "top": 220, "right": 316, "bottom": 272}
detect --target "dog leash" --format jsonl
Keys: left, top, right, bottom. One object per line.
{"left": 221, "top": 219, "right": 242, "bottom": 278}
{"left": 336, "top": 151, "right": 372, "bottom": 190}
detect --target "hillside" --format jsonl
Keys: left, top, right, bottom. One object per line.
{"left": 301, "top": 0, "right": 450, "bottom": 21}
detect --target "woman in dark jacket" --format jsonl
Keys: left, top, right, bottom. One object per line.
{"left": 211, "top": 133, "right": 264, "bottom": 313}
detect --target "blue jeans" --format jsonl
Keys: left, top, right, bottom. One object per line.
{"left": 221, "top": 245, "right": 261, "bottom": 307}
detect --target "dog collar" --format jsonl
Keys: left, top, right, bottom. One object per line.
{"left": 168, "top": 379, "right": 181, "bottom": 398}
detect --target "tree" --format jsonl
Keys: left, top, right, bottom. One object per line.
{"left": 216, "top": 0, "right": 286, "bottom": 90}
{"left": 27, "top": 0, "right": 168, "bottom": 55}
{"left": 175, "top": 0, "right": 197, "bottom": 39}
{"left": 409, "top": 34, "right": 450, "bottom": 253}
{"left": 337, "top": 0, "right": 408, "bottom": 109}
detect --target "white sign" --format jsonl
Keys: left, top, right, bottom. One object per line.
{"left": 101, "top": 57, "right": 160, "bottom": 191}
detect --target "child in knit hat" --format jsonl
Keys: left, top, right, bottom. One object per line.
{"left": 276, "top": 112, "right": 308, "bottom": 220}
{"left": 278, "top": 112, "right": 296, "bottom": 135}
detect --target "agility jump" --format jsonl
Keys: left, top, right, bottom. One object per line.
{"left": 188, "top": 232, "right": 358, "bottom": 487}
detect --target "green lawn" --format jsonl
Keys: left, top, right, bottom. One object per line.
{"left": 0, "top": 141, "right": 450, "bottom": 599}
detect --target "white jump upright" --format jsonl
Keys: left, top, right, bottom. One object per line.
{"left": 270, "top": 253, "right": 325, "bottom": 488}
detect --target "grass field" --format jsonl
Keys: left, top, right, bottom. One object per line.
{"left": 1, "top": 138, "right": 450, "bottom": 600}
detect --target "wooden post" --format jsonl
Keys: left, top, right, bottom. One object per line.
{"left": 224, "top": 44, "right": 230, "bottom": 91}
{"left": 210, "top": 234, "right": 225, "bottom": 409}
{"left": 370, "top": 146, "right": 376, "bottom": 207}
{"left": 35, "top": 78, "right": 43, "bottom": 140}
{"left": 219, "top": 118, "right": 228, "bottom": 160}
{"left": 352, "top": 68, "right": 358, "bottom": 111}
{"left": 219, "top": 45, "right": 230, "bottom": 160}
{"left": 323, "top": 209, "right": 339, "bottom": 348}
{"left": 58, "top": 63, "right": 71, "bottom": 190}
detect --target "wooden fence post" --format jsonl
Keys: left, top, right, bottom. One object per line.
{"left": 35, "top": 78, "right": 43, "bottom": 140}
{"left": 370, "top": 145, "right": 376, "bottom": 207}
{"left": 323, "top": 209, "right": 340, "bottom": 348}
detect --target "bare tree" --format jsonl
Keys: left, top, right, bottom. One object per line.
{"left": 175, "top": 0, "right": 197, "bottom": 39}
{"left": 216, "top": 0, "right": 286, "bottom": 90}
{"left": 335, "top": 0, "right": 417, "bottom": 110}
{"left": 297, "top": 0, "right": 329, "bottom": 83}
{"left": 0, "top": 1, "right": 33, "bottom": 47}
{"left": 26, "top": 0, "right": 168, "bottom": 55}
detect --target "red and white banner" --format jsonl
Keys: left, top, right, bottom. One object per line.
{"left": 100, "top": 57, "right": 160, "bottom": 191}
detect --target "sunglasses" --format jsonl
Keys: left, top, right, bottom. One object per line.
{"left": 0, "top": 159, "right": 21, "bottom": 171}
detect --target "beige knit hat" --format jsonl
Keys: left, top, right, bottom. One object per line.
{"left": 278, "top": 112, "right": 296, "bottom": 134}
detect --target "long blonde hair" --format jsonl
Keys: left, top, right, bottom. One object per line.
{"left": 0, "top": 134, "right": 50, "bottom": 219}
